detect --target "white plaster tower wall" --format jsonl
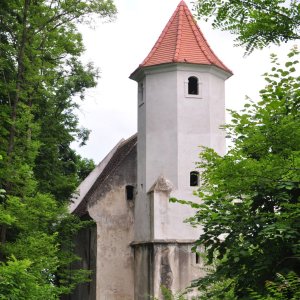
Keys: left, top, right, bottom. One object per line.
{"left": 176, "top": 65, "right": 227, "bottom": 194}
{"left": 135, "top": 64, "right": 228, "bottom": 242}
{"left": 135, "top": 67, "right": 179, "bottom": 242}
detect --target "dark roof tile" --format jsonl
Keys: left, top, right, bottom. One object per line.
{"left": 73, "top": 134, "right": 137, "bottom": 217}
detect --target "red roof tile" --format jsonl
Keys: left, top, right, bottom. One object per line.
{"left": 139, "top": 1, "right": 232, "bottom": 74}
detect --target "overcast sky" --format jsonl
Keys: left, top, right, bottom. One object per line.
{"left": 73, "top": 0, "right": 295, "bottom": 163}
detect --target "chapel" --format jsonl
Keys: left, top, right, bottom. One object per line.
{"left": 68, "top": 1, "right": 232, "bottom": 299}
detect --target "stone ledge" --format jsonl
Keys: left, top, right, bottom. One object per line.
{"left": 130, "top": 239, "right": 196, "bottom": 246}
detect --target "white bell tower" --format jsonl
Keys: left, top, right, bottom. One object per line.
{"left": 130, "top": 1, "right": 232, "bottom": 298}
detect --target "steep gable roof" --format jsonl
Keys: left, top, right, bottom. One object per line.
{"left": 72, "top": 134, "right": 137, "bottom": 217}
{"left": 132, "top": 1, "right": 231, "bottom": 75}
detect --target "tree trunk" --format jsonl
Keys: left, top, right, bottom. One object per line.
{"left": 7, "top": 0, "right": 31, "bottom": 157}
{"left": 0, "top": 225, "right": 7, "bottom": 261}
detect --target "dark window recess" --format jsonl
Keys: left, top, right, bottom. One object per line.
{"left": 138, "top": 83, "right": 144, "bottom": 103}
{"left": 196, "top": 253, "right": 200, "bottom": 264}
{"left": 188, "top": 76, "right": 198, "bottom": 95}
{"left": 190, "top": 171, "right": 199, "bottom": 186}
{"left": 126, "top": 185, "right": 134, "bottom": 200}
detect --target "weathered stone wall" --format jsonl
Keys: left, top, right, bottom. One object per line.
{"left": 88, "top": 147, "right": 137, "bottom": 300}
{"left": 133, "top": 242, "right": 204, "bottom": 300}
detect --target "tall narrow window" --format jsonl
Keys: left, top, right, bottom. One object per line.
{"left": 188, "top": 76, "right": 198, "bottom": 95}
{"left": 195, "top": 253, "right": 200, "bottom": 264}
{"left": 138, "top": 82, "right": 144, "bottom": 105}
{"left": 126, "top": 185, "right": 134, "bottom": 201}
{"left": 190, "top": 171, "right": 199, "bottom": 187}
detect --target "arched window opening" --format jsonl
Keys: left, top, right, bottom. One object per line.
{"left": 188, "top": 76, "right": 198, "bottom": 95}
{"left": 126, "top": 185, "right": 134, "bottom": 201}
{"left": 190, "top": 171, "right": 199, "bottom": 187}
{"left": 195, "top": 253, "right": 200, "bottom": 264}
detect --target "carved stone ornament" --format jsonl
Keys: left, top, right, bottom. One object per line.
{"left": 148, "top": 175, "right": 174, "bottom": 194}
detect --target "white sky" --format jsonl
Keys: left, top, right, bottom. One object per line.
{"left": 74, "top": 0, "right": 296, "bottom": 163}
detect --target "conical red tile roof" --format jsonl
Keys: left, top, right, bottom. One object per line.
{"left": 137, "top": 0, "right": 231, "bottom": 74}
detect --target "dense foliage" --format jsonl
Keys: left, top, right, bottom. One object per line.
{"left": 0, "top": 0, "right": 115, "bottom": 298}
{"left": 193, "top": 0, "right": 300, "bottom": 54}
{"left": 172, "top": 48, "right": 300, "bottom": 298}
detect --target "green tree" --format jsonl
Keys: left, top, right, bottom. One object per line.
{"left": 0, "top": 0, "right": 116, "bottom": 298}
{"left": 0, "top": 192, "right": 92, "bottom": 298}
{"left": 76, "top": 155, "right": 96, "bottom": 181}
{"left": 193, "top": 0, "right": 300, "bottom": 53}
{"left": 0, "top": 0, "right": 115, "bottom": 202}
{"left": 250, "top": 272, "right": 300, "bottom": 300}
{"left": 172, "top": 48, "right": 300, "bottom": 298}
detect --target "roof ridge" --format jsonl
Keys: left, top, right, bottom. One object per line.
{"left": 118, "top": 133, "right": 137, "bottom": 148}
{"left": 183, "top": 4, "right": 230, "bottom": 72}
{"left": 174, "top": 3, "right": 183, "bottom": 62}
{"left": 69, "top": 139, "right": 124, "bottom": 214}
{"left": 98, "top": 135, "right": 137, "bottom": 185}
{"left": 91, "top": 135, "right": 137, "bottom": 192}
{"left": 184, "top": 5, "right": 211, "bottom": 64}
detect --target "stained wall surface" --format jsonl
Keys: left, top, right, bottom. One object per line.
{"left": 87, "top": 147, "right": 137, "bottom": 300}
{"left": 134, "top": 242, "right": 204, "bottom": 300}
